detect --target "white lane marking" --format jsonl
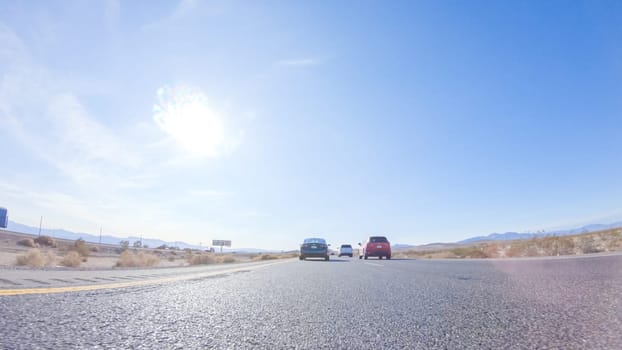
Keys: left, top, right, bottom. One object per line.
{"left": 364, "top": 262, "right": 384, "bottom": 267}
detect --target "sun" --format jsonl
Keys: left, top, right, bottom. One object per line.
{"left": 153, "top": 85, "right": 225, "bottom": 157}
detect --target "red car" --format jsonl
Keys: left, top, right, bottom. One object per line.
{"left": 359, "top": 236, "right": 391, "bottom": 260}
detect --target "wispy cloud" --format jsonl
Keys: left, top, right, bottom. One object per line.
{"left": 141, "top": 0, "right": 219, "bottom": 32}
{"left": 103, "top": 0, "right": 120, "bottom": 29}
{"left": 0, "top": 24, "right": 239, "bottom": 239}
{"left": 277, "top": 58, "right": 320, "bottom": 67}
{"left": 0, "top": 25, "right": 147, "bottom": 190}
{"left": 188, "top": 189, "right": 233, "bottom": 198}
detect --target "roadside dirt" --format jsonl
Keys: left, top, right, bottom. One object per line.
{"left": 0, "top": 230, "right": 259, "bottom": 269}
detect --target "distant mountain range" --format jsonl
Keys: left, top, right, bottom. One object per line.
{"left": 7, "top": 220, "right": 622, "bottom": 252}
{"left": 4, "top": 221, "right": 271, "bottom": 253}
{"left": 458, "top": 221, "right": 622, "bottom": 244}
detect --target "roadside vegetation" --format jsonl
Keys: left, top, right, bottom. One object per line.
{"left": 251, "top": 253, "right": 298, "bottom": 261}
{"left": 60, "top": 251, "right": 82, "bottom": 267}
{"left": 187, "top": 252, "right": 218, "bottom": 265}
{"left": 187, "top": 252, "right": 238, "bottom": 265}
{"left": 34, "top": 235, "right": 56, "bottom": 247}
{"left": 71, "top": 238, "right": 90, "bottom": 261}
{"left": 254, "top": 254, "right": 278, "bottom": 261}
{"left": 15, "top": 249, "right": 56, "bottom": 267}
{"left": 115, "top": 250, "right": 160, "bottom": 267}
{"left": 17, "top": 238, "right": 36, "bottom": 248}
{"left": 4, "top": 231, "right": 297, "bottom": 269}
{"left": 395, "top": 228, "right": 622, "bottom": 259}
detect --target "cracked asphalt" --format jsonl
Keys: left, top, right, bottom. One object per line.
{"left": 1, "top": 254, "right": 621, "bottom": 349}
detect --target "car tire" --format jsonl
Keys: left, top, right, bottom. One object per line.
{"left": 299, "top": 256, "right": 304, "bottom": 260}
{"left": 364, "top": 255, "right": 368, "bottom": 260}
{"left": 379, "top": 256, "right": 382, "bottom": 260}
{"left": 325, "top": 256, "right": 329, "bottom": 261}
{"left": 359, "top": 256, "right": 362, "bottom": 259}
{"left": 387, "top": 255, "right": 391, "bottom": 260}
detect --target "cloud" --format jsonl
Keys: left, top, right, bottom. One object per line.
{"left": 188, "top": 189, "right": 233, "bottom": 198}
{"left": 175, "top": 0, "right": 199, "bottom": 18}
{"left": 277, "top": 58, "right": 320, "bottom": 67}
{"left": 0, "top": 180, "right": 178, "bottom": 236}
{"left": 0, "top": 23, "right": 237, "bottom": 240}
{"left": 103, "top": 0, "right": 120, "bottom": 29}
{"left": 0, "top": 24, "right": 143, "bottom": 190}
{"left": 141, "top": 0, "right": 206, "bottom": 31}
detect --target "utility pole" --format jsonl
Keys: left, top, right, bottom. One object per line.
{"left": 38, "top": 216, "right": 43, "bottom": 236}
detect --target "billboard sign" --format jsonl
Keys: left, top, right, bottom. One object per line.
{"left": 212, "top": 240, "right": 231, "bottom": 247}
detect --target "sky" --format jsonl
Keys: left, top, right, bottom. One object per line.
{"left": 0, "top": 0, "right": 621, "bottom": 250}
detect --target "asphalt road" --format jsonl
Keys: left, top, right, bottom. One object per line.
{"left": 1, "top": 254, "right": 622, "bottom": 349}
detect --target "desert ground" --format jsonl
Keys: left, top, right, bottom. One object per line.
{"left": 0, "top": 230, "right": 295, "bottom": 269}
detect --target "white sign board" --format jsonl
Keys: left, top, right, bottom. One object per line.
{"left": 212, "top": 240, "right": 231, "bottom": 247}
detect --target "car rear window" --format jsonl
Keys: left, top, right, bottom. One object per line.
{"left": 341, "top": 245, "right": 352, "bottom": 248}
{"left": 304, "top": 238, "right": 326, "bottom": 244}
{"left": 369, "top": 237, "right": 388, "bottom": 243}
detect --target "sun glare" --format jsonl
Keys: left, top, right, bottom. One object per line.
{"left": 153, "top": 85, "right": 225, "bottom": 157}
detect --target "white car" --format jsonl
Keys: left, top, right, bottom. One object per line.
{"left": 338, "top": 244, "right": 353, "bottom": 257}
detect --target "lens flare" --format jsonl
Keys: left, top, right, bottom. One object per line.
{"left": 153, "top": 85, "right": 225, "bottom": 157}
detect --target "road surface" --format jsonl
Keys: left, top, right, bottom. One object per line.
{"left": 1, "top": 254, "right": 622, "bottom": 349}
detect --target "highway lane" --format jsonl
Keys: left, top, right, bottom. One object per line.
{"left": 1, "top": 255, "right": 622, "bottom": 349}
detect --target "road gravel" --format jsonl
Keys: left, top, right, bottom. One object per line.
{"left": 1, "top": 255, "right": 621, "bottom": 349}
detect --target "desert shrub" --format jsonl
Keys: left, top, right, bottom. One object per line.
{"left": 505, "top": 239, "right": 540, "bottom": 257}
{"left": 481, "top": 243, "right": 501, "bottom": 258}
{"left": 450, "top": 246, "right": 490, "bottom": 259}
{"left": 188, "top": 253, "right": 217, "bottom": 265}
{"left": 605, "top": 231, "right": 622, "bottom": 251}
{"left": 34, "top": 235, "right": 56, "bottom": 247}
{"left": 15, "top": 249, "right": 55, "bottom": 267}
{"left": 60, "top": 251, "right": 82, "bottom": 267}
{"left": 220, "top": 256, "right": 236, "bottom": 263}
{"left": 577, "top": 236, "right": 602, "bottom": 254}
{"left": 156, "top": 244, "right": 168, "bottom": 250}
{"left": 17, "top": 238, "right": 36, "bottom": 248}
{"left": 552, "top": 236, "right": 575, "bottom": 255}
{"left": 73, "top": 238, "right": 90, "bottom": 259}
{"left": 115, "top": 250, "right": 160, "bottom": 267}
{"left": 89, "top": 246, "right": 99, "bottom": 252}
{"left": 256, "top": 254, "right": 278, "bottom": 260}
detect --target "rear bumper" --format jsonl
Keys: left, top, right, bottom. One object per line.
{"left": 365, "top": 250, "right": 391, "bottom": 257}
{"left": 300, "top": 250, "right": 328, "bottom": 258}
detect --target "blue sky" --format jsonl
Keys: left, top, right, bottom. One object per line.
{"left": 1, "top": 0, "right": 621, "bottom": 249}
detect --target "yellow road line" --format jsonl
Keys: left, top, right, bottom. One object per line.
{"left": 0, "top": 261, "right": 283, "bottom": 296}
